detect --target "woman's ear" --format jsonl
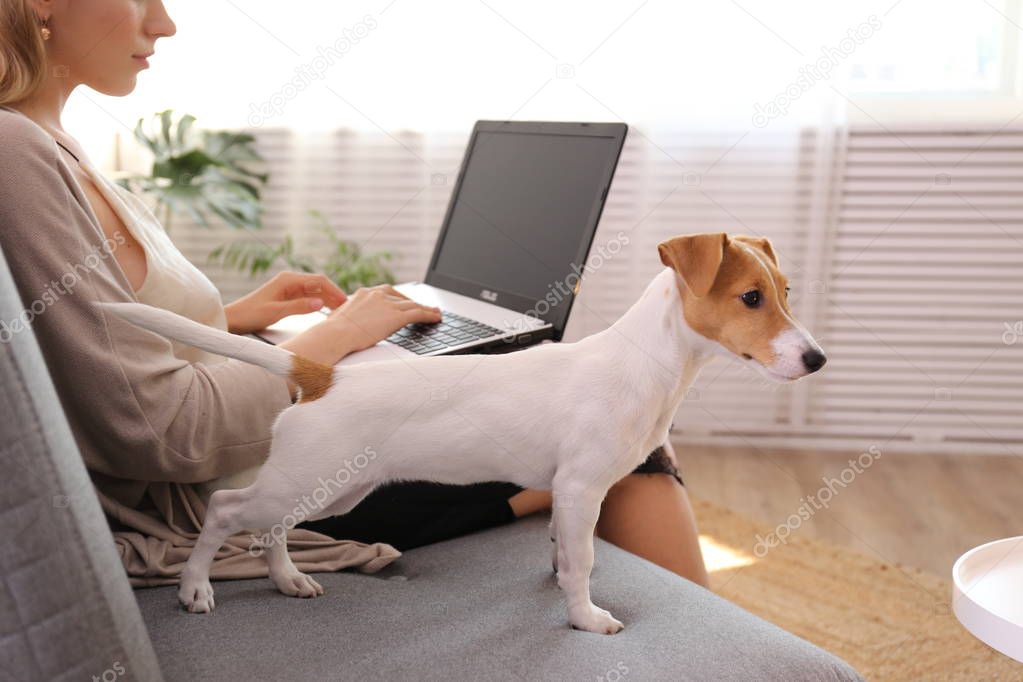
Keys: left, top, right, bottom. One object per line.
{"left": 657, "top": 233, "right": 729, "bottom": 297}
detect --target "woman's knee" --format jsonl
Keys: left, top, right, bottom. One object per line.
{"left": 597, "top": 473, "right": 709, "bottom": 587}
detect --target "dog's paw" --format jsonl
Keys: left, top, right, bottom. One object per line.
{"left": 178, "top": 577, "right": 215, "bottom": 614}
{"left": 271, "top": 570, "right": 325, "bottom": 599}
{"left": 569, "top": 604, "right": 624, "bottom": 635}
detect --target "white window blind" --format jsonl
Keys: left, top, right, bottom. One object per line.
{"left": 815, "top": 125, "right": 1023, "bottom": 454}
{"left": 158, "top": 122, "right": 1022, "bottom": 455}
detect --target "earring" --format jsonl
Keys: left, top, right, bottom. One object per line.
{"left": 40, "top": 16, "right": 51, "bottom": 41}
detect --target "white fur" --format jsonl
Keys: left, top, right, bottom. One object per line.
{"left": 99, "top": 266, "right": 802, "bottom": 634}
{"left": 730, "top": 242, "right": 824, "bottom": 382}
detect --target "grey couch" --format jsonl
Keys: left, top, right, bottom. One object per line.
{"left": 0, "top": 246, "right": 862, "bottom": 682}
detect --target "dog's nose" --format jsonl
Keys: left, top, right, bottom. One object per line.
{"left": 801, "top": 349, "right": 827, "bottom": 373}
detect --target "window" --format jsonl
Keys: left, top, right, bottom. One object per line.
{"left": 848, "top": 0, "right": 1019, "bottom": 95}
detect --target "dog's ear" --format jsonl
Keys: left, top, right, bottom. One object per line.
{"left": 658, "top": 233, "right": 729, "bottom": 297}
{"left": 733, "top": 234, "right": 779, "bottom": 267}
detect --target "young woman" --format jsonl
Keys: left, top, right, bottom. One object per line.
{"left": 0, "top": 0, "right": 708, "bottom": 588}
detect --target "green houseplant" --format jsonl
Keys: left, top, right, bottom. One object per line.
{"left": 117, "top": 109, "right": 269, "bottom": 235}
{"left": 208, "top": 209, "right": 396, "bottom": 291}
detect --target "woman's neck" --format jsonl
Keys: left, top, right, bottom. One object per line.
{"left": 5, "top": 91, "right": 90, "bottom": 167}
{"left": 6, "top": 76, "right": 76, "bottom": 145}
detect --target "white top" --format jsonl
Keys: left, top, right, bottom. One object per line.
{"left": 64, "top": 137, "right": 229, "bottom": 366}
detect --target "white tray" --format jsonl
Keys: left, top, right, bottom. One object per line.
{"left": 952, "top": 536, "right": 1023, "bottom": 663}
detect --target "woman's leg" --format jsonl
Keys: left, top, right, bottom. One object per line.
{"left": 595, "top": 472, "right": 709, "bottom": 588}
{"left": 507, "top": 488, "right": 553, "bottom": 517}
{"left": 298, "top": 481, "right": 522, "bottom": 551}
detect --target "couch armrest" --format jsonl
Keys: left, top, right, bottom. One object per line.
{"left": 0, "top": 244, "right": 163, "bottom": 682}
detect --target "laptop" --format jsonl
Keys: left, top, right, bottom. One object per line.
{"left": 255, "top": 120, "right": 628, "bottom": 366}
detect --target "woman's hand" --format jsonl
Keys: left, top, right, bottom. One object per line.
{"left": 224, "top": 271, "right": 348, "bottom": 335}
{"left": 277, "top": 284, "right": 441, "bottom": 372}
{"left": 324, "top": 284, "right": 441, "bottom": 353}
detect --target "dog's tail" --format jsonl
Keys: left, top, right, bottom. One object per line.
{"left": 97, "top": 301, "right": 334, "bottom": 402}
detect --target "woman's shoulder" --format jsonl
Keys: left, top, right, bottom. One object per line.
{"left": 0, "top": 106, "right": 61, "bottom": 165}
{"left": 0, "top": 108, "right": 86, "bottom": 243}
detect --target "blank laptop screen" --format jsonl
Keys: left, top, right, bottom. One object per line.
{"left": 431, "top": 130, "right": 620, "bottom": 302}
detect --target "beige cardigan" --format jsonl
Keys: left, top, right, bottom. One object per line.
{"left": 0, "top": 105, "right": 400, "bottom": 586}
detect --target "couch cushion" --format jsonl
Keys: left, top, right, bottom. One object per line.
{"left": 0, "top": 243, "right": 164, "bottom": 682}
{"left": 136, "top": 514, "right": 861, "bottom": 681}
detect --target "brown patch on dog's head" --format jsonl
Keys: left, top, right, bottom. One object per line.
{"left": 659, "top": 233, "right": 821, "bottom": 380}
{"left": 290, "top": 355, "right": 335, "bottom": 403}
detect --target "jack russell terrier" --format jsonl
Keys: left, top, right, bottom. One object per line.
{"left": 99, "top": 232, "right": 826, "bottom": 634}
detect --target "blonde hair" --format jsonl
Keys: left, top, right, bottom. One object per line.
{"left": 0, "top": 0, "right": 47, "bottom": 106}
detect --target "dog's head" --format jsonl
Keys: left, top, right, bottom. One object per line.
{"left": 658, "top": 232, "right": 826, "bottom": 382}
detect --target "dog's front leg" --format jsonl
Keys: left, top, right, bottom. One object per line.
{"left": 552, "top": 487, "right": 624, "bottom": 634}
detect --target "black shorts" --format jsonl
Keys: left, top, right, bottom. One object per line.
{"left": 297, "top": 446, "right": 684, "bottom": 552}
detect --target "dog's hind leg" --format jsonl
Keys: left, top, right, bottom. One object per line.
{"left": 178, "top": 487, "right": 247, "bottom": 613}
{"left": 552, "top": 482, "right": 624, "bottom": 634}
{"left": 261, "top": 481, "right": 376, "bottom": 599}
{"left": 264, "top": 538, "right": 325, "bottom": 599}
{"left": 178, "top": 485, "right": 292, "bottom": 613}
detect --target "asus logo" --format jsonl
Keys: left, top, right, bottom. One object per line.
{"left": 480, "top": 289, "right": 498, "bottom": 302}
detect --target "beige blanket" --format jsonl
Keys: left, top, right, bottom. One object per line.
{"left": 99, "top": 484, "right": 398, "bottom": 587}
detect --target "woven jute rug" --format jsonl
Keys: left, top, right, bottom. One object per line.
{"left": 692, "top": 498, "right": 1021, "bottom": 680}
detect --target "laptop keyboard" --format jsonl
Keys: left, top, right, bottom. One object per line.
{"left": 386, "top": 310, "right": 505, "bottom": 355}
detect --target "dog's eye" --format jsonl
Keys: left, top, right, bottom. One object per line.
{"left": 740, "top": 290, "right": 761, "bottom": 308}
{"left": 784, "top": 286, "right": 791, "bottom": 298}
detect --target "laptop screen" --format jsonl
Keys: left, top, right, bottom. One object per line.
{"left": 427, "top": 123, "right": 626, "bottom": 336}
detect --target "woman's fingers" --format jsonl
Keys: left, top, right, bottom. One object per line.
{"left": 378, "top": 284, "right": 412, "bottom": 301}
{"left": 308, "top": 275, "right": 347, "bottom": 307}
{"left": 279, "top": 272, "right": 347, "bottom": 307}
{"left": 393, "top": 298, "right": 440, "bottom": 312}
{"left": 403, "top": 305, "right": 442, "bottom": 324}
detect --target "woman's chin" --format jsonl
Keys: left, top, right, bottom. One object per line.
{"left": 91, "top": 76, "right": 139, "bottom": 98}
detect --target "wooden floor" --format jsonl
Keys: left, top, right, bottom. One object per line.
{"left": 673, "top": 442, "right": 1023, "bottom": 578}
